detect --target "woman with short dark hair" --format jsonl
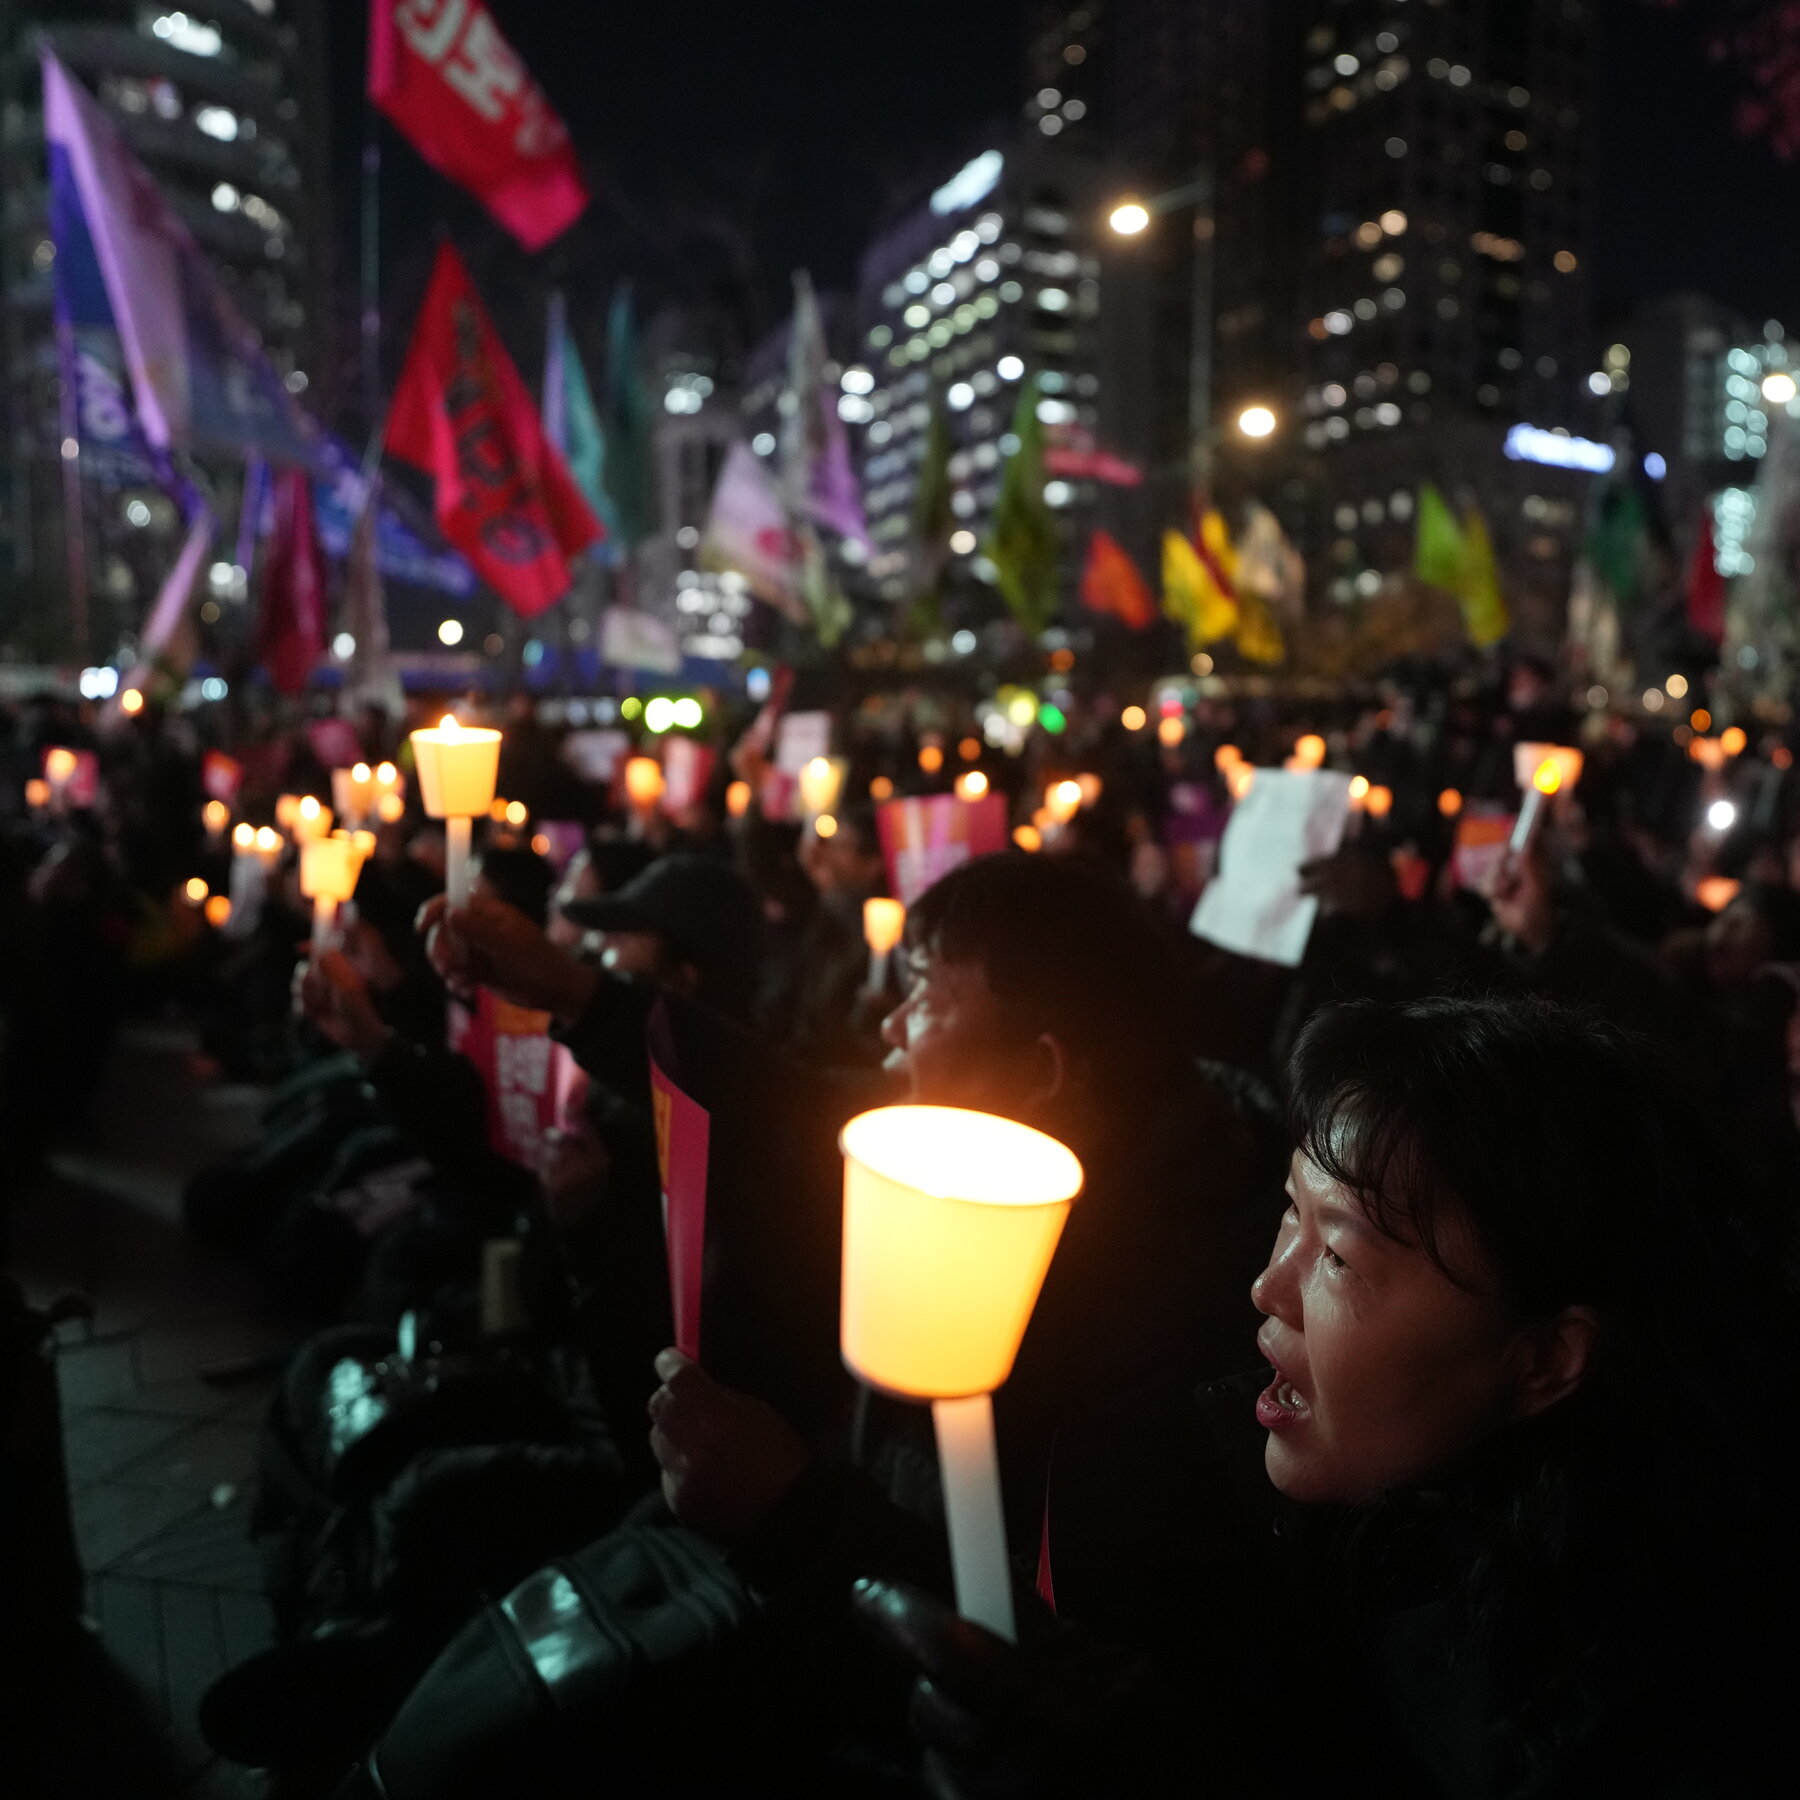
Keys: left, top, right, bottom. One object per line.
{"left": 861, "top": 992, "right": 1800, "bottom": 1798}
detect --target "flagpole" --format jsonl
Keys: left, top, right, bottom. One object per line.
{"left": 361, "top": 119, "right": 382, "bottom": 427}
{"left": 52, "top": 315, "right": 91, "bottom": 661}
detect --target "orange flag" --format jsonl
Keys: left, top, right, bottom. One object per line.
{"left": 1079, "top": 528, "right": 1156, "bottom": 629}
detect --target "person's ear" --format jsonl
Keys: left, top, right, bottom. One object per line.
{"left": 1509, "top": 1305, "right": 1601, "bottom": 1423}
{"left": 1026, "top": 1033, "right": 1067, "bottom": 1108}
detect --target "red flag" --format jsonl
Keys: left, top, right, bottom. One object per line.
{"left": 386, "top": 243, "right": 601, "bottom": 618}
{"left": 1079, "top": 528, "right": 1157, "bottom": 629}
{"left": 257, "top": 467, "right": 326, "bottom": 695}
{"left": 368, "top": 0, "right": 589, "bottom": 252}
{"left": 1686, "top": 508, "right": 1726, "bottom": 645}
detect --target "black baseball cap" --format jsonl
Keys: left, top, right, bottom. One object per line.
{"left": 560, "top": 853, "right": 763, "bottom": 993}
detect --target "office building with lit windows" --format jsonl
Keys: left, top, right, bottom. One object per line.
{"left": 1292, "top": 0, "right": 1599, "bottom": 632}
{"left": 847, "top": 138, "right": 1105, "bottom": 612}
{"left": 0, "top": 0, "right": 328, "bottom": 649}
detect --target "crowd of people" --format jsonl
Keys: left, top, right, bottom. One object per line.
{"left": 3, "top": 652, "right": 1799, "bottom": 1797}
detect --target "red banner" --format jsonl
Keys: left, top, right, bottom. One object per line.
{"left": 257, "top": 467, "right": 326, "bottom": 696}
{"left": 368, "top": 0, "right": 589, "bottom": 251}
{"left": 387, "top": 243, "right": 601, "bottom": 618}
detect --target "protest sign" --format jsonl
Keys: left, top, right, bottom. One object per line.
{"left": 1190, "top": 768, "right": 1352, "bottom": 967}
{"left": 876, "top": 793, "right": 1010, "bottom": 907}
{"left": 649, "top": 1055, "right": 711, "bottom": 1361}
{"left": 449, "top": 990, "right": 567, "bottom": 1168}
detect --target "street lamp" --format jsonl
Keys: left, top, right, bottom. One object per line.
{"left": 1105, "top": 169, "right": 1217, "bottom": 484}
{"left": 1762, "top": 371, "right": 1797, "bottom": 406}
{"left": 1237, "top": 404, "right": 1278, "bottom": 439}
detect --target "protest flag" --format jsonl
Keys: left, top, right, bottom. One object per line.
{"left": 986, "top": 378, "right": 1060, "bottom": 635}
{"left": 368, "top": 0, "right": 589, "bottom": 251}
{"left": 1413, "top": 483, "right": 1466, "bottom": 594}
{"left": 1162, "top": 526, "right": 1238, "bottom": 647}
{"left": 602, "top": 286, "right": 656, "bottom": 551}
{"left": 700, "top": 442, "right": 808, "bottom": 624}
{"left": 258, "top": 467, "right": 326, "bottom": 696}
{"left": 1079, "top": 529, "right": 1156, "bottom": 629}
{"left": 386, "top": 242, "right": 601, "bottom": 618}
{"left": 543, "top": 290, "right": 617, "bottom": 549}
{"left": 1687, "top": 507, "right": 1727, "bottom": 645}
{"left": 1458, "top": 504, "right": 1511, "bottom": 648}
{"left": 781, "top": 271, "right": 870, "bottom": 551}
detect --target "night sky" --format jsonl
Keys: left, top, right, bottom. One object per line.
{"left": 327, "top": 0, "right": 1800, "bottom": 360}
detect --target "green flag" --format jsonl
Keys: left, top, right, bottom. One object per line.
{"left": 1457, "top": 504, "right": 1511, "bottom": 648}
{"left": 602, "top": 286, "right": 656, "bottom": 550}
{"left": 1586, "top": 484, "right": 1649, "bottom": 609}
{"left": 545, "top": 292, "right": 616, "bottom": 547}
{"left": 1413, "top": 482, "right": 1466, "bottom": 592}
{"left": 984, "top": 377, "right": 1059, "bottom": 636}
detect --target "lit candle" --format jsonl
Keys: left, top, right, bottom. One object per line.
{"left": 1228, "top": 764, "right": 1256, "bottom": 802}
{"left": 24, "top": 778, "right": 50, "bottom": 811}
{"left": 954, "top": 770, "right": 989, "bottom": 803}
{"left": 274, "top": 794, "right": 300, "bottom": 830}
{"left": 863, "top": 896, "right": 907, "bottom": 993}
{"left": 44, "top": 747, "right": 78, "bottom": 807}
{"left": 253, "top": 826, "right": 284, "bottom": 869}
{"left": 1075, "top": 773, "right": 1103, "bottom": 807}
{"left": 1510, "top": 758, "right": 1562, "bottom": 853}
{"left": 839, "top": 1106, "right": 1083, "bottom": 1643}
{"left": 290, "top": 796, "right": 333, "bottom": 843}
{"left": 331, "top": 762, "right": 377, "bottom": 825}
{"left": 299, "top": 832, "right": 366, "bottom": 948}
{"left": 410, "top": 714, "right": 503, "bottom": 906}
{"left": 1364, "top": 784, "right": 1394, "bottom": 820}
{"left": 725, "top": 779, "right": 752, "bottom": 819}
{"left": 799, "top": 755, "right": 846, "bottom": 817}
{"left": 203, "top": 894, "right": 232, "bottom": 929}
{"left": 1045, "top": 779, "right": 1083, "bottom": 826}
{"left": 183, "top": 877, "right": 208, "bottom": 905}
{"left": 203, "top": 798, "right": 230, "bottom": 841}
{"left": 1290, "top": 733, "right": 1327, "bottom": 772}
{"left": 624, "top": 755, "right": 667, "bottom": 812}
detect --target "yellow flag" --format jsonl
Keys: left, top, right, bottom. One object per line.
{"left": 1236, "top": 588, "right": 1286, "bottom": 665}
{"left": 1458, "top": 506, "right": 1511, "bottom": 648}
{"left": 1161, "top": 528, "right": 1238, "bottom": 647}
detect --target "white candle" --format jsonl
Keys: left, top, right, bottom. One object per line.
{"left": 410, "top": 714, "right": 502, "bottom": 907}
{"left": 1510, "top": 759, "right": 1562, "bottom": 853}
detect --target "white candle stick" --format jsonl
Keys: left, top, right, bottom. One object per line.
{"left": 1510, "top": 759, "right": 1562, "bottom": 854}
{"left": 932, "top": 1393, "right": 1016, "bottom": 1642}
{"left": 446, "top": 814, "right": 473, "bottom": 907}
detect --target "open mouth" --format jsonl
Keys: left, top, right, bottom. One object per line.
{"left": 1255, "top": 1370, "right": 1310, "bottom": 1429}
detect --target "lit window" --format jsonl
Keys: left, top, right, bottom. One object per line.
{"left": 152, "top": 12, "right": 223, "bottom": 57}
{"left": 211, "top": 182, "right": 240, "bottom": 212}
{"left": 947, "top": 382, "right": 975, "bottom": 410}
{"left": 194, "top": 105, "right": 238, "bottom": 141}
{"left": 1036, "top": 288, "right": 1069, "bottom": 311}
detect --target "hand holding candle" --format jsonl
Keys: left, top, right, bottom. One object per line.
{"left": 299, "top": 832, "right": 366, "bottom": 948}
{"left": 1510, "top": 757, "right": 1562, "bottom": 853}
{"left": 410, "top": 714, "right": 503, "bottom": 905}
{"left": 838, "top": 1105, "right": 1082, "bottom": 1641}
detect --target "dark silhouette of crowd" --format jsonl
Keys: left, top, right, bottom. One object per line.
{"left": 2, "top": 660, "right": 1797, "bottom": 1798}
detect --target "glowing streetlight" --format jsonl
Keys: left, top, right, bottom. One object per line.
{"left": 1763, "top": 371, "right": 1797, "bottom": 406}
{"left": 1237, "top": 404, "right": 1277, "bottom": 439}
{"left": 1108, "top": 199, "right": 1151, "bottom": 235}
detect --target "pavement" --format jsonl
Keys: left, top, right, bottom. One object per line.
{"left": 10, "top": 1019, "right": 306, "bottom": 1796}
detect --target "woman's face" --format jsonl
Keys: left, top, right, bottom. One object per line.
{"left": 1252, "top": 1149, "right": 1546, "bottom": 1504}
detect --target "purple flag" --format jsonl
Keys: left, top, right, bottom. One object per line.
{"left": 780, "top": 272, "right": 870, "bottom": 550}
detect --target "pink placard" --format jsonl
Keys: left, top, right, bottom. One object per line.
{"left": 1452, "top": 809, "right": 1515, "bottom": 893}
{"left": 448, "top": 990, "right": 563, "bottom": 1169}
{"left": 649, "top": 1055, "right": 711, "bottom": 1360}
{"left": 875, "top": 793, "right": 1010, "bottom": 906}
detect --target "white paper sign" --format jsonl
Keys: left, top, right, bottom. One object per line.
{"left": 774, "top": 709, "right": 832, "bottom": 774}
{"left": 1190, "top": 768, "right": 1353, "bottom": 968}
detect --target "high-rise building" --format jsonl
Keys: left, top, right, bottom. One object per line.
{"left": 850, "top": 137, "right": 1105, "bottom": 621}
{"left": 0, "top": 0, "right": 329, "bottom": 649}
{"left": 1292, "top": 1, "right": 1600, "bottom": 635}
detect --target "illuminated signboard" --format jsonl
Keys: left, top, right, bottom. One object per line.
{"left": 1504, "top": 423, "right": 1616, "bottom": 473}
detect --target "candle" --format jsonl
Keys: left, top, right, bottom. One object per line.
{"left": 253, "top": 826, "right": 284, "bottom": 868}
{"left": 24, "top": 778, "right": 50, "bottom": 811}
{"left": 231, "top": 822, "right": 256, "bottom": 856}
{"left": 410, "top": 714, "right": 502, "bottom": 906}
{"left": 1364, "top": 784, "right": 1393, "bottom": 820}
{"left": 1075, "top": 773, "right": 1103, "bottom": 807}
{"left": 183, "top": 877, "right": 209, "bottom": 905}
{"left": 274, "top": 794, "right": 300, "bottom": 830}
{"left": 331, "top": 762, "right": 377, "bottom": 825}
{"left": 290, "top": 796, "right": 333, "bottom": 843}
{"left": 203, "top": 894, "right": 232, "bottom": 929}
{"left": 1012, "top": 824, "right": 1042, "bottom": 852}
{"left": 799, "top": 755, "right": 846, "bottom": 817}
{"left": 1228, "top": 764, "right": 1256, "bottom": 802}
{"left": 918, "top": 744, "right": 944, "bottom": 775}
{"left": 300, "top": 832, "right": 366, "bottom": 947}
{"left": 376, "top": 791, "right": 407, "bottom": 825}
{"left": 203, "top": 798, "right": 230, "bottom": 841}
{"left": 44, "top": 746, "right": 77, "bottom": 807}
{"left": 1290, "top": 734, "right": 1327, "bottom": 772}
{"left": 504, "top": 800, "right": 528, "bottom": 828}
{"left": 1696, "top": 875, "right": 1742, "bottom": 914}
{"left": 838, "top": 1105, "right": 1083, "bottom": 1642}
{"left": 863, "top": 896, "right": 907, "bottom": 993}
{"left": 623, "top": 756, "right": 666, "bottom": 811}
{"left": 1214, "top": 744, "right": 1244, "bottom": 775}
{"left": 725, "top": 779, "right": 752, "bottom": 819}
{"left": 954, "top": 771, "right": 989, "bottom": 803}
{"left": 1512, "top": 742, "right": 1583, "bottom": 793}
{"left": 1438, "top": 788, "right": 1464, "bottom": 818}
{"left": 1510, "top": 758, "right": 1562, "bottom": 853}
{"left": 1045, "top": 779, "right": 1083, "bottom": 826}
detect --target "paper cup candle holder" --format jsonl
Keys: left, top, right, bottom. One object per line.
{"left": 862, "top": 897, "right": 906, "bottom": 993}
{"left": 839, "top": 1105, "right": 1083, "bottom": 1641}
{"left": 410, "top": 715, "right": 502, "bottom": 905}
{"left": 300, "top": 832, "right": 368, "bottom": 947}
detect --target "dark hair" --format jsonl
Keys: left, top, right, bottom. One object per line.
{"left": 908, "top": 853, "right": 1189, "bottom": 1108}
{"left": 1286, "top": 995, "right": 1799, "bottom": 1786}
{"left": 476, "top": 844, "right": 555, "bottom": 926}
